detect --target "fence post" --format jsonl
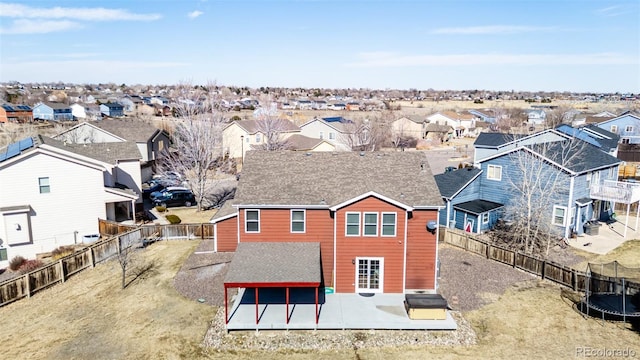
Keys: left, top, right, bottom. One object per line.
{"left": 486, "top": 244, "right": 490, "bottom": 259}
{"left": 59, "top": 259, "right": 66, "bottom": 283}
{"left": 572, "top": 270, "right": 577, "bottom": 291}
{"left": 541, "top": 261, "right": 546, "bottom": 280}
{"left": 116, "top": 236, "right": 121, "bottom": 254}
{"left": 89, "top": 246, "right": 95, "bottom": 268}
{"left": 24, "top": 274, "right": 31, "bottom": 298}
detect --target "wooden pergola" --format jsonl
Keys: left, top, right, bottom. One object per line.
{"left": 223, "top": 242, "right": 322, "bottom": 325}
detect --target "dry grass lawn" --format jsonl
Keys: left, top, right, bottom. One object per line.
{"left": 2, "top": 240, "right": 639, "bottom": 359}
{"left": 165, "top": 207, "right": 218, "bottom": 224}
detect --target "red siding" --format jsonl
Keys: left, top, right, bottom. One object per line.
{"left": 405, "top": 209, "right": 438, "bottom": 290}
{"left": 215, "top": 216, "right": 238, "bottom": 252}
{"left": 238, "top": 209, "right": 334, "bottom": 287}
{"left": 334, "top": 197, "right": 406, "bottom": 293}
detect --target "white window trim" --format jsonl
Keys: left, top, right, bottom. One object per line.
{"left": 482, "top": 212, "right": 489, "bottom": 224}
{"left": 290, "top": 209, "right": 306, "bottom": 233}
{"left": 345, "top": 212, "right": 360, "bottom": 236}
{"left": 552, "top": 205, "right": 567, "bottom": 226}
{"left": 244, "top": 209, "right": 260, "bottom": 233}
{"left": 487, "top": 165, "right": 502, "bottom": 181}
{"left": 611, "top": 125, "right": 618, "bottom": 133}
{"left": 38, "top": 177, "right": 50, "bottom": 194}
{"left": 363, "top": 212, "right": 378, "bottom": 236}
{"left": 381, "top": 212, "right": 397, "bottom": 237}
{"left": 626, "top": 125, "right": 633, "bottom": 132}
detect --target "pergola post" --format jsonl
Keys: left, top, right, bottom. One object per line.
{"left": 624, "top": 203, "right": 630, "bottom": 239}
{"left": 255, "top": 288, "right": 259, "bottom": 325}
{"left": 224, "top": 286, "right": 229, "bottom": 324}
{"left": 286, "top": 287, "right": 290, "bottom": 324}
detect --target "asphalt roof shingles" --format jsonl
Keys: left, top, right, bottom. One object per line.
{"left": 235, "top": 151, "right": 443, "bottom": 208}
{"left": 434, "top": 167, "right": 482, "bottom": 199}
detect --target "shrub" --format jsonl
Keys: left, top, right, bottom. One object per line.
{"left": 155, "top": 205, "right": 167, "bottom": 213}
{"left": 52, "top": 245, "right": 74, "bottom": 260}
{"left": 9, "top": 256, "right": 26, "bottom": 271}
{"left": 165, "top": 214, "right": 182, "bottom": 224}
{"left": 19, "top": 259, "right": 44, "bottom": 274}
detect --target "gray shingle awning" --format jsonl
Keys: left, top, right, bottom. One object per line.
{"left": 225, "top": 242, "right": 321, "bottom": 287}
{"left": 453, "top": 200, "right": 504, "bottom": 215}
{"left": 575, "top": 198, "right": 593, "bottom": 206}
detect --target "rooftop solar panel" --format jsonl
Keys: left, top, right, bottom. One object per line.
{"left": 5, "top": 142, "right": 20, "bottom": 159}
{"left": 18, "top": 137, "right": 33, "bottom": 151}
{"left": 17, "top": 105, "right": 31, "bottom": 110}
{"left": 0, "top": 153, "right": 6, "bottom": 162}
{"left": 2, "top": 104, "right": 15, "bottom": 111}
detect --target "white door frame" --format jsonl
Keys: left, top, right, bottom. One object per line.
{"left": 355, "top": 257, "right": 384, "bottom": 293}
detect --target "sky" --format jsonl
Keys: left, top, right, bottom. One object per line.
{"left": 0, "top": 0, "right": 638, "bottom": 93}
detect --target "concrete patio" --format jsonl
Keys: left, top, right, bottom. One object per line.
{"left": 569, "top": 214, "right": 640, "bottom": 255}
{"left": 225, "top": 288, "right": 457, "bottom": 331}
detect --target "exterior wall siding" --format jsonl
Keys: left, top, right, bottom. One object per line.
{"left": 216, "top": 216, "right": 239, "bottom": 252}
{"left": 239, "top": 208, "right": 334, "bottom": 287}
{"left": 405, "top": 209, "right": 437, "bottom": 290}
{"left": 597, "top": 115, "right": 640, "bottom": 144}
{"left": 334, "top": 197, "right": 406, "bottom": 293}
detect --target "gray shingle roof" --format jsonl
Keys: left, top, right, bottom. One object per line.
{"left": 286, "top": 134, "right": 329, "bottom": 151}
{"left": 474, "top": 132, "right": 520, "bottom": 147}
{"left": 91, "top": 119, "right": 162, "bottom": 143}
{"left": 235, "top": 151, "right": 443, "bottom": 208}
{"left": 453, "top": 200, "right": 504, "bottom": 215}
{"left": 527, "top": 140, "right": 621, "bottom": 174}
{"left": 434, "top": 167, "right": 482, "bottom": 199}
{"left": 40, "top": 135, "right": 141, "bottom": 164}
{"left": 211, "top": 199, "right": 237, "bottom": 221}
{"left": 231, "top": 119, "right": 300, "bottom": 134}
{"left": 224, "top": 242, "right": 321, "bottom": 285}
{"left": 42, "top": 101, "right": 70, "bottom": 110}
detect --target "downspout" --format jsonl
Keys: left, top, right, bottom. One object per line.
{"left": 333, "top": 210, "right": 337, "bottom": 291}
{"left": 402, "top": 211, "right": 408, "bottom": 293}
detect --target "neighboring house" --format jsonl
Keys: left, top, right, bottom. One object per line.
{"left": 222, "top": 119, "right": 301, "bottom": 159}
{"left": 427, "top": 111, "right": 477, "bottom": 137}
{"left": 390, "top": 116, "right": 426, "bottom": 140}
{"left": 555, "top": 124, "right": 619, "bottom": 157}
{"left": 525, "top": 109, "right": 546, "bottom": 125}
{"left": 210, "top": 151, "right": 444, "bottom": 295}
{"left": 473, "top": 129, "right": 568, "bottom": 164}
{"left": 435, "top": 167, "right": 502, "bottom": 233}
{"left": 100, "top": 103, "right": 125, "bottom": 117}
{"left": 468, "top": 109, "right": 497, "bottom": 124}
{"left": 70, "top": 103, "right": 102, "bottom": 121}
{"left": 424, "top": 123, "right": 454, "bottom": 141}
{"left": 596, "top": 113, "right": 640, "bottom": 145}
{"left": 137, "top": 103, "right": 156, "bottom": 117}
{"left": 0, "top": 136, "right": 140, "bottom": 267}
{"left": 32, "top": 102, "right": 73, "bottom": 121}
{"left": 299, "top": 116, "right": 365, "bottom": 151}
{"left": 53, "top": 119, "right": 170, "bottom": 180}
{"left": 0, "top": 104, "right": 32, "bottom": 123}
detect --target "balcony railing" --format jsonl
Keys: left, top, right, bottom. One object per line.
{"left": 590, "top": 180, "right": 640, "bottom": 204}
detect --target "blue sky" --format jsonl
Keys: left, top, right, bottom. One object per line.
{"left": 0, "top": 0, "right": 638, "bottom": 93}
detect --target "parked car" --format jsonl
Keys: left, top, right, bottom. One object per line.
{"left": 142, "top": 182, "right": 164, "bottom": 199}
{"left": 149, "top": 186, "right": 190, "bottom": 201}
{"left": 153, "top": 189, "right": 196, "bottom": 208}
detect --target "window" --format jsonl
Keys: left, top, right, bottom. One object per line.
{"left": 363, "top": 212, "right": 378, "bottom": 236}
{"left": 38, "top": 177, "right": 50, "bottom": 193}
{"left": 245, "top": 210, "right": 260, "bottom": 233}
{"left": 319, "top": 131, "right": 324, "bottom": 139}
{"left": 246, "top": 136, "right": 250, "bottom": 144}
{"left": 255, "top": 134, "right": 261, "bottom": 143}
{"left": 592, "top": 171, "right": 600, "bottom": 184}
{"left": 570, "top": 207, "right": 576, "bottom": 227}
{"left": 609, "top": 167, "right": 615, "bottom": 178}
{"left": 329, "top": 132, "right": 335, "bottom": 140}
{"left": 552, "top": 206, "right": 567, "bottom": 226}
{"left": 291, "top": 210, "right": 305, "bottom": 233}
{"left": 482, "top": 212, "right": 489, "bottom": 224}
{"left": 487, "top": 165, "right": 502, "bottom": 181}
{"left": 626, "top": 125, "right": 633, "bottom": 132}
{"left": 0, "top": 248, "right": 6, "bottom": 261}
{"left": 611, "top": 125, "right": 618, "bottom": 133}
{"left": 381, "top": 213, "right": 396, "bottom": 236}
{"left": 346, "top": 212, "right": 360, "bottom": 236}
{"left": 622, "top": 138, "right": 630, "bottom": 144}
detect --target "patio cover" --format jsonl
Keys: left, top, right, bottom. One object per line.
{"left": 224, "top": 242, "right": 322, "bottom": 325}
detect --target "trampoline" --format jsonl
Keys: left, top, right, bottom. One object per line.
{"left": 582, "top": 261, "right": 640, "bottom": 323}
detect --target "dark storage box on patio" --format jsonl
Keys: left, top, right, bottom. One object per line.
{"left": 405, "top": 294, "right": 448, "bottom": 320}
{"left": 584, "top": 223, "right": 599, "bottom": 236}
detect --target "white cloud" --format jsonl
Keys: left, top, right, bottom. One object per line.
{"left": 0, "top": 19, "right": 82, "bottom": 34}
{"left": 431, "top": 25, "right": 557, "bottom": 35}
{"left": 595, "top": 5, "right": 631, "bottom": 17}
{"left": 188, "top": 10, "right": 204, "bottom": 19}
{"left": 346, "top": 52, "right": 638, "bottom": 67}
{"left": 0, "top": 3, "right": 161, "bottom": 21}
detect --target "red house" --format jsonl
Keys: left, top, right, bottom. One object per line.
{"left": 212, "top": 150, "right": 444, "bottom": 300}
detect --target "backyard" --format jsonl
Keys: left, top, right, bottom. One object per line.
{"left": 1, "top": 236, "right": 638, "bottom": 359}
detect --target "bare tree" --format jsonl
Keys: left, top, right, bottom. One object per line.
{"left": 252, "top": 95, "right": 292, "bottom": 151}
{"left": 0, "top": 123, "right": 39, "bottom": 148}
{"left": 340, "top": 117, "right": 387, "bottom": 151}
{"left": 117, "top": 234, "right": 137, "bottom": 289}
{"left": 156, "top": 82, "right": 229, "bottom": 211}
{"left": 493, "top": 138, "right": 589, "bottom": 256}
{"left": 545, "top": 105, "right": 576, "bottom": 128}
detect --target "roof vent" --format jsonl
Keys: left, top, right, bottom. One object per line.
{"left": 305, "top": 152, "right": 312, "bottom": 156}
{"left": 359, "top": 151, "right": 365, "bottom": 156}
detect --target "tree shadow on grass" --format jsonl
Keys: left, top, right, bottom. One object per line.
{"left": 125, "top": 260, "right": 158, "bottom": 289}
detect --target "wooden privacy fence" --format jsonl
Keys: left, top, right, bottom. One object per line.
{"left": 442, "top": 227, "right": 593, "bottom": 292}
{"left": 99, "top": 219, "right": 215, "bottom": 240}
